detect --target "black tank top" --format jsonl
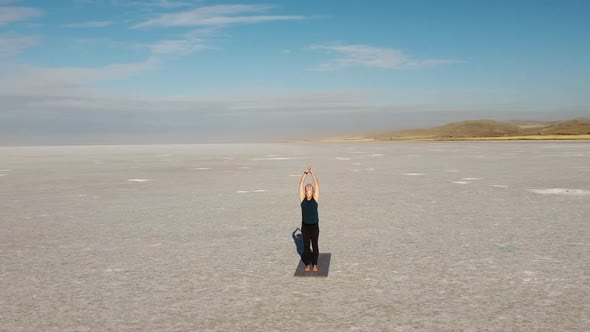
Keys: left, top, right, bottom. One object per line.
{"left": 301, "top": 197, "right": 319, "bottom": 224}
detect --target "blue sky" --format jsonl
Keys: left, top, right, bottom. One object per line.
{"left": 1, "top": 0, "right": 589, "bottom": 144}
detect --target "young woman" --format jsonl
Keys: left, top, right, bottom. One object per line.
{"left": 299, "top": 166, "right": 320, "bottom": 272}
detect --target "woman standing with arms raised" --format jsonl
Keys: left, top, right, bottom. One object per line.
{"left": 299, "top": 165, "right": 320, "bottom": 272}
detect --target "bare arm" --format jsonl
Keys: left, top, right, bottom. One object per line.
{"left": 299, "top": 172, "right": 307, "bottom": 201}
{"left": 310, "top": 170, "right": 319, "bottom": 201}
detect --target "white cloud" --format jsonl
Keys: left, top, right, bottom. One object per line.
{"left": 0, "top": 59, "right": 481, "bottom": 117}
{"left": 0, "top": 6, "right": 43, "bottom": 25}
{"left": 130, "top": 5, "right": 303, "bottom": 58}
{"left": 70, "top": 37, "right": 130, "bottom": 49}
{"left": 309, "top": 43, "right": 456, "bottom": 70}
{"left": 0, "top": 57, "right": 158, "bottom": 95}
{"left": 72, "top": 0, "right": 202, "bottom": 8}
{"left": 0, "top": 60, "right": 377, "bottom": 113}
{"left": 0, "top": 73, "right": 452, "bottom": 117}
{"left": 72, "top": 0, "right": 99, "bottom": 4}
{"left": 36, "top": 58, "right": 157, "bottom": 83}
{"left": 130, "top": 0, "right": 202, "bottom": 8}
{"left": 141, "top": 37, "right": 208, "bottom": 55}
{"left": 134, "top": 28, "right": 214, "bottom": 56}
{"left": 130, "top": 5, "right": 304, "bottom": 61}
{"left": 0, "top": 33, "right": 36, "bottom": 57}
{"left": 134, "top": 4, "right": 304, "bottom": 28}
{"left": 62, "top": 20, "right": 113, "bottom": 28}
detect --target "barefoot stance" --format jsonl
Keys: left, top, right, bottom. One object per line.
{"left": 305, "top": 265, "right": 311, "bottom": 272}
{"left": 313, "top": 265, "right": 319, "bottom": 272}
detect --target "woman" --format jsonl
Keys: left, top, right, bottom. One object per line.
{"left": 299, "top": 165, "right": 320, "bottom": 272}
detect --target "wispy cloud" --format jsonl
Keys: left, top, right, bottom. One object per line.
{"left": 131, "top": 5, "right": 303, "bottom": 58}
{"left": 130, "top": 0, "right": 202, "bottom": 8}
{"left": 0, "top": 6, "right": 43, "bottom": 25}
{"left": 72, "top": 0, "right": 99, "bottom": 4}
{"left": 72, "top": 0, "right": 202, "bottom": 8}
{"left": 309, "top": 43, "right": 457, "bottom": 70}
{"left": 62, "top": 20, "right": 113, "bottom": 28}
{"left": 41, "top": 58, "right": 157, "bottom": 83}
{"left": 49, "top": 59, "right": 155, "bottom": 83}
{"left": 140, "top": 37, "right": 208, "bottom": 55}
{"left": 134, "top": 4, "right": 304, "bottom": 28}
{"left": 0, "top": 57, "right": 158, "bottom": 95}
{"left": 69, "top": 37, "right": 133, "bottom": 51}
{"left": 0, "top": 33, "right": 36, "bottom": 57}
{"left": 135, "top": 28, "right": 213, "bottom": 56}
{"left": 149, "top": 39, "right": 208, "bottom": 55}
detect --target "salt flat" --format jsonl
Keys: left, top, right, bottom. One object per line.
{"left": 1, "top": 141, "right": 589, "bottom": 331}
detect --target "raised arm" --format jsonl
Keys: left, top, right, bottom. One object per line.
{"left": 310, "top": 169, "right": 319, "bottom": 201}
{"left": 299, "top": 172, "right": 307, "bottom": 201}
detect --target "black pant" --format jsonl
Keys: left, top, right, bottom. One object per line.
{"left": 301, "top": 223, "right": 319, "bottom": 266}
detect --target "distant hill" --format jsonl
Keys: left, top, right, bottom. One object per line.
{"left": 505, "top": 120, "right": 554, "bottom": 127}
{"left": 372, "top": 118, "right": 590, "bottom": 140}
{"left": 523, "top": 118, "right": 590, "bottom": 135}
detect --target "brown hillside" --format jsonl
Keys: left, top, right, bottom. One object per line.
{"left": 372, "top": 118, "right": 590, "bottom": 140}
{"left": 521, "top": 118, "right": 590, "bottom": 135}
{"left": 376, "top": 119, "right": 521, "bottom": 139}
{"left": 436, "top": 120, "right": 521, "bottom": 137}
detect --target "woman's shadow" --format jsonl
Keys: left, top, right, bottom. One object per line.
{"left": 292, "top": 227, "right": 304, "bottom": 260}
